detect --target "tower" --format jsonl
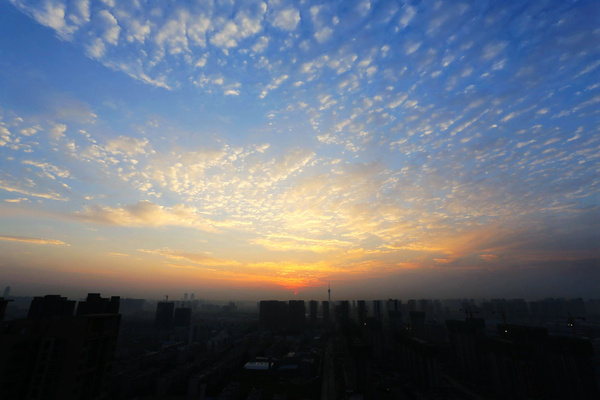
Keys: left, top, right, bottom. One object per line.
{"left": 328, "top": 283, "right": 331, "bottom": 303}
{"left": 155, "top": 300, "right": 175, "bottom": 329}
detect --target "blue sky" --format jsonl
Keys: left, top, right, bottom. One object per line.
{"left": 0, "top": 0, "right": 598, "bottom": 300}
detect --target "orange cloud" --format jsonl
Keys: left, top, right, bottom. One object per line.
{"left": 72, "top": 201, "right": 217, "bottom": 231}
{"left": 0, "top": 235, "right": 69, "bottom": 246}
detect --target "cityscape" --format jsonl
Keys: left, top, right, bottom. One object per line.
{"left": 1, "top": 286, "right": 599, "bottom": 399}
{"left": 1, "top": 0, "right": 599, "bottom": 399}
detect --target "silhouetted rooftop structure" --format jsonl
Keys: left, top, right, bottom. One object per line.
{"left": 76, "top": 293, "right": 120, "bottom": 315}
{"left": 27, "top": 294, "right": 76, "bottom": 319}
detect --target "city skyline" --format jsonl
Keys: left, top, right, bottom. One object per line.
{"left": 0, "top": 0, "right": 598, "bottom": 301}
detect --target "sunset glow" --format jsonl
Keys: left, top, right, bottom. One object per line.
{"left": 0, "top": 0, "right": 598, "bottom": 300}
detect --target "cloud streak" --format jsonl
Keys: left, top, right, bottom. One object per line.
{"left": 0, "top": 235, "right": 68, "bottom": 246}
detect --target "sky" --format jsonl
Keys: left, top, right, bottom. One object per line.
{"left": 0, "top": 0, "right": 598, "bottom": 301}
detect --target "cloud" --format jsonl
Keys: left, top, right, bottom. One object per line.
{"left": 72, "top": 201, "right": 217, "bottom": 231}
{"left": 22, "top": 160, "right": 71, "bottom": 179}
{"left": 4, "top": 197, "right": 28, "bottom": 203}
{"left": 105, "top": 136, "right": 150, "bottom": 156}
{"left": 259, "top": 74, "right": 288, "bottom": 98}
{"left": 314, "top": 26, "right": 333, "bottom": 43}
{"left": 50, "top": 123, "right": 67, "bottom": 140}
{"left": 97, "top": 9, "right": 120, "bottom": 45}
{"left": 139, "top": 248, "right": 241, "bottom": 267}
{"left": 398, "top": 5, "right": 417, "bottom": 28}
{"left": 253, "top": 234, "right": 352, "bottom": 253}
{"left": 271, "top": 7, "right": 300, "bottom": 31}
{"left": 0, "top": 179, "right": 68, "bottom": 201}
{"left": 27, "top": 0, "right": 76, "bottom": 40}
{"left": 210, "top": 11, "right": 263, "bottom": 49}
{"left": 252, "top": 35, "right": 268, "bottom": 53}
{"left": 0, "top": 234, "right": 68, "bottom": 246}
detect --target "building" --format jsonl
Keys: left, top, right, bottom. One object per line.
{"left": 155, "top": 301, "right": 175, "bottom": 330}
{"left": 259, "top": 300, "right": 287, "bottom": 331}
{"left": 76, "top": 293, "right": 120, "bottom": 315}
{"left": 309, "top": 300, "right": 318, "bottom": 326}
{"left": 27, "top": 295, "right": 76, "bottom": 319}
{"left": 322, "top": 301, "right": 330, "bottom": 325}
{"left": 0, "top": 297, "right": 12, "bottom": 321}
{"left": 288, "top": 300, "right": 305, "bottom": 331}
{"left": 0, "top": 293, "right": 121, "bottom": 400}
{"left": 173, "top": 307, "right": 192, "bottom": 328}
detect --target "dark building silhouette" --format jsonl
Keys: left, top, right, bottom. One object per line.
{"left": 446, "top": 318, "right": 488, "bottom": 387}
{"left": 173, "top": 307, "right": 192, "bottom": 328}
{"left": 309, "top": 300, "right": 318, "bottom": 326}
{"left": 288, "top": 300, "right": 305, "bottom": 331}
{"left": 322, "top": 301, "right": 330, "bottom": 325}
{"left": 0, "top": 293, "right": 120, "bottom": 400}
{"left": 28, "top": 294, "right": 76, "bottom": 319}
{"left": 76, "top": 293, "right": 120, "bottom": 315}
{"left": 409, "top": 311, "right": 426, "bottom": 338}
{"left": 118, "top": 298, "right": 145, "bottom": 315}
{"left": 338, "top": 300, "right": 350, "bottom": 325}
{"left": 387, "top": 299, "right": 402, "bottom": 330}
{"left": 372, "top": 300, "right": 382, "bottom": 322}
{"left": 357, "top": 300, "right": 367, "bottom": 325}
{"left": 259, "top": 300, "right": 287, "bottom": 330}
{"left": 396, "top": 334, "right": 440, "bottom": 392}
{"left": 488, "top": 324, "right": 599, "bottom": 399}
{"left": 155, "top": 301, "right": 175, "bottom": 329}
{"left": 0, "top": 297, "right": 12, "bottom": 321}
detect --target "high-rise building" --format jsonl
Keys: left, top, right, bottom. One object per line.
{"left": 336, "top": 301, "right": 350, "bottom": 325}
{"left": 0, "top": 294, "right": 120, "bottom": 400}
{"left": 76, "top": 293, "right": 120, "bottom": 315}
{"left": 309, "top": 300, "right": 318, "bottom": 326}
{"left": 259, "top": 300, "right": 287, "bottom": 330}
{"left": 173, "top": 307, "right": 192, "bottom": 328}
{"left": 28, "top": 295, "right": 76, "bottom": 319}
{"left": 288, "top": 300, "right": 305, "bottom": 331}
{"left": 322, "top": 301, "right": 330, "bottom": 325}
{"left": 357, "top": 300, "right": 367, "bottom": 325}
{"left": 155, "top": 301, "right": 175, "bottom": 329}
{"left": 387, "top": 299, "right": 402, "bottom": 330}
{"left": 2, "top": 286, "right": 10, "bottom": 298}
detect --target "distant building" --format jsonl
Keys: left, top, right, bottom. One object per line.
{"left": 372, "top": 300, "right": 382, "bottom": 322}
{"left": 387, "top": 299, "right": 402, "bottom": 330}
{"left": 155, "top": 301, "right": 175, "bottom": 329}
{"left": 173, "top": 307, "right": 192, "bottom": 328}
{"left": 338, "top": 300, "right": 350, "bottom": 324}
{"left": 288, "top": 300, "right": 305, "bottom": 331}
{"left": 309, "top": 300, "right": 318, "bottom": 326}
{"left": 3, "top": 286, "right": 10, "bottom": 298}
{"left": 118, "top": 298, "right": 145, "bottom": 315}
{"left": 322, "top": 301, "right": 330, "bottom": 325}
{"left": 357, "top": 300, "right": 367, "bottom": 325}
{"left": 259, "top": 300, "right": 287, "bottom": 331}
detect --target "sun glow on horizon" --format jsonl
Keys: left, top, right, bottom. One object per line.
{"left": 0, "top": 0, "right": 598, "bottom": 299}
